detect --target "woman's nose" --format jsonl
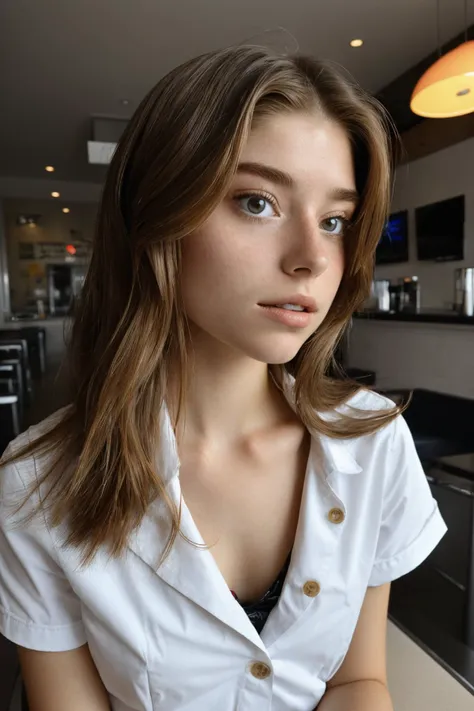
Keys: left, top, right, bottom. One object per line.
{"left": 280, "top": 217, "right": 330, "bottom": 277}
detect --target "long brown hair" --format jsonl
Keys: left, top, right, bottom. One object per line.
{"left": 2, "top": 45, "right": 402, "bottom": 564}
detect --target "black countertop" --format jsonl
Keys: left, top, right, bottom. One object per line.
{"left": 354, "top": 310, "right": 474, "bottom": 325}
{"left": 430, "top": 452, "right": 474, "bottom": 482}
{"left": 390, "top": 449, "right": 474, "bottom": 695}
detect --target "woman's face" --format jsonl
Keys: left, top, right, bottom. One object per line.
{"left": 180, "top": 111, "right": 358, "bottom": 365}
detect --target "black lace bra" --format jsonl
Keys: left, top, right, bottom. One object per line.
{"left": 230, "top": 553, "right": 291, "bottom": 634}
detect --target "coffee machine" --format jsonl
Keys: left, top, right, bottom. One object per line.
{"left": 398, "top": 276, "right": 421, "bottom": 312}
{"left": 454, "top": 268, "right": 474, "bottom": 317}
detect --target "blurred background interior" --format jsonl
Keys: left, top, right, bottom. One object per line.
{"left": 1, "top": 1, "right": 474, "bottom": 710}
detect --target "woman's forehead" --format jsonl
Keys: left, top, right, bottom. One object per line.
{"left": 238, "top": 112, "right": 357, "bottom": 195}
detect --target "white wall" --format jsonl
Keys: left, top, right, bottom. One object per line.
{"left": 347, "top": 319, "right": 474, "bottom": 398}
{"left": 347, "top": 137, "right": 474, "bottom": 398}
{"left": 375, "top": 138, "right": 474, "bottom": 309}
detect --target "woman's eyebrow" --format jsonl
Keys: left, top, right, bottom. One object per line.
{"left": 328, "top": 187, "right": 359, "bottom": 205}
{"left": 236, "top": 162, "right": 359, "bottom": 205}
{"left": 237, "top": 162, "right": 293, "bottom": 188}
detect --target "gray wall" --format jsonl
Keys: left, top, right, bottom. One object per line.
{"left": 347, "top": 319, "right": 474, "bottom": 398}
{"left": 347, "top": 137, "right": 474, "bottom": 398}
{"left": 375, "top": 137, "right": 474, "bottom": 309}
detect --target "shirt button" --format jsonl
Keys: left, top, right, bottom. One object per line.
{"left": 303, "top": 580, "right": 321, "bottom": 597}
{"left": 249, "top": 661, "right": 272, "bottom": 680}
{"left": 328, "top": 507, "right": 345, "bottom": 524}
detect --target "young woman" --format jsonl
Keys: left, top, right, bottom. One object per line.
{"left": 0, "top": 46, "right": 446, "bottom": 711}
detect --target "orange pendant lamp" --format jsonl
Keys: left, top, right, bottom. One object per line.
{"left": 411, "top": 1, "right": 474, "bottom": 118}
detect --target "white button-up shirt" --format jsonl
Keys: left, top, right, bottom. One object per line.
{"left": 0, "top": 387, "right": 447, "bottom": 711}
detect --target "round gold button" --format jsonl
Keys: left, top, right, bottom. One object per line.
{"left": 328, "top": 507, "right": 345, "bottom": 524}
{"left": 303, "top": 580, "right": 321, "bottom": 597}
{"left": 249, "top": 661, "right": 272, "bottom": 680}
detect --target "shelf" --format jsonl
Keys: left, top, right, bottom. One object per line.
{"left": 354, "top": 311, "right": 474, "bottom": 326}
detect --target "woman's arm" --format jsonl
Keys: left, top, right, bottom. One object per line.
{"left": 317, "top": 679, "right": 392, "bottom": 710}
{"left": 18, "top": 644, "right": 111, "bottom": 711}
{"left": 317, "top": 583, "right": 393, "bottom": 711}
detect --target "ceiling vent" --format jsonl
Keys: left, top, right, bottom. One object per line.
{"left": 87, "top": 117, "right": 128, "bottom": 164}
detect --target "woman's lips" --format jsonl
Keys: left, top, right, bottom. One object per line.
{"left": 258, "top": 304, "right": 312, "bottom": 328}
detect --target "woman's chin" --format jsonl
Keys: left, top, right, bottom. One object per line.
{"left": 242, "top": 339, "right": 305, "bottom": 366}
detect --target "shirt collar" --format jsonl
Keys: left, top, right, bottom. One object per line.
{"left": 280, "top": 371, "right": 362, "bottom": 477}
{"left": 317, "top": 433, "right": 362, "bottom": 476}
{"left": 158, "top": 370, "right": 362, "bottom": 485}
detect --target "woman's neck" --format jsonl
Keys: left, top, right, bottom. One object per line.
{"left": 168, "top": 336, "right": 291, "bottom": 448}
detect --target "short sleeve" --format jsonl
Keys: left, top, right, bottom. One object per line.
{"left": 0, "top": 451, "right": 87, "bottom": 651}
{"left": 368, "top": 414, "right": 447, "bottom": 587}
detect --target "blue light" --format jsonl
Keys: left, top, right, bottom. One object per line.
{"left": 386, "top": 214, "right": 405, "bottom": 243}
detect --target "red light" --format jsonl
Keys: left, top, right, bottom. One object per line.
{"left": 66, "top": 244, "right": 76, "bottom": 255}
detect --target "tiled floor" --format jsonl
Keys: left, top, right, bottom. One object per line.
{"left": 387, "top": 622, "right": 474, "bottom": 710}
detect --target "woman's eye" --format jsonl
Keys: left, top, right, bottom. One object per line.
{"left": 236, "top": 194, "right": 277, "bottom": 218}
{"left": 321, "top": 216, "right": 347, "bottom": 236}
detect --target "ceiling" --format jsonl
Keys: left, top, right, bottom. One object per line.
{"left": 0, "top": 0, "right": 471, "bottom": 184}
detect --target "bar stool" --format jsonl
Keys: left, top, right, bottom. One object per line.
{"left": 0, "top": 329, "right": 46, "bottom": 379}
{"left": 0, "top": 394, "right": 20, "bottom": 454}
{"left": 24, "top": 327, "right": 46, "bottom": 376}
{"left": 0, "top": 378, "right": 15, "bottom": 395}
{"left": 0, "top": 360, "right": 24, "bottom": 421}
{"left": 0, "top": 342, "right": 32, "bottom": 404}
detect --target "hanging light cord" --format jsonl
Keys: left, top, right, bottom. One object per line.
{"left": 464, "top": 0, "right": 468, "bottom": 43}
{"left": 437, "top": 0, "right": 442, "bottom": 56}
{"left": 436, "top": 0, "right": 469, "bottom": 57}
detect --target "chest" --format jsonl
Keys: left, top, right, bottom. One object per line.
{"left": 178, "top": 428, "right": 309, "bottom": 602}
{"left": 60, "top": 458, "right": 381, "bottom": 711}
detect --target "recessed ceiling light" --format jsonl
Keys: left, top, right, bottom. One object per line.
{"left": 51, "top": 191, "right": 60, "bottom": 198}
{"left": 120, "top": 98, "right": 130, "bottom": 106}
{"left": 45, "top": 165, "right": 55, "bottom": 172}
{"left": 62, "top": 207, "right": 70, "bottom": 214}
{"left": 350, "top": 39, "right": 364, "bottom": 48}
